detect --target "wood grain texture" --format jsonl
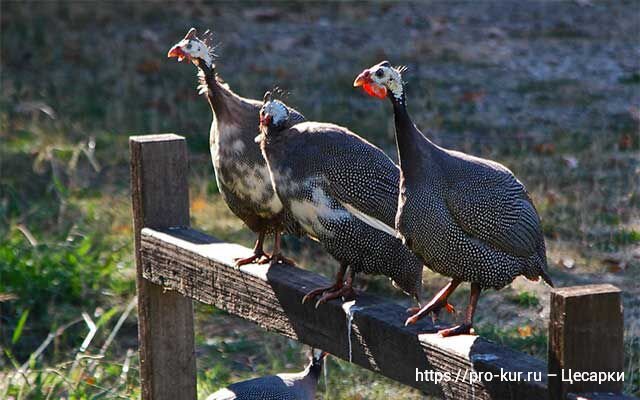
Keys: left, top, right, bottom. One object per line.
{"left": 549, "top": 284, "right": 624, "bottom": 400}
{"left": 140, "top": 227, "right": 550, "bottom": 400}
{"left": 130, "top": 135, "right": 196, "bottom": 400}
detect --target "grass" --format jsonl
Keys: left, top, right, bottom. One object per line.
{"left": 508, "top": 291, "right": 540, "bottom": 308}
{"left": 1, "top": 1, "right": 639, "bottom": 398}
{"left": 475, "top": 324, "right": 548, "bottom": 359}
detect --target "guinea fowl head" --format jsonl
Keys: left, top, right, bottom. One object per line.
{"left": 167, "top": 28, "right": 215, "bottom": 69}
{"left": 353, "top": 61, "right": 406, "bottom": 102}
{"left": 255, "top": 92, "right": 290, "bottom": 143}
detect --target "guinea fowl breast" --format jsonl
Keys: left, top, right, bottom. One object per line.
{"left": 169, "top": 28, "right": 305, "bottom": 266}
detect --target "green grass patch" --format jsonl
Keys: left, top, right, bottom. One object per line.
{"left": 476, "top": 324, "right": 547, "bottom": 359}
{"left": 508, "top": 291, "right": 540, "bottom": 308}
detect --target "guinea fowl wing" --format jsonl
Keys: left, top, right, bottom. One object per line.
{"left": 289, "top": 123, "right": 400, "bottom": 230}
{"left": 284, "top": 106, "right": 305, "bottom": 127}
{"left": 441, "top": 150, "right": 544, "bottom": 258}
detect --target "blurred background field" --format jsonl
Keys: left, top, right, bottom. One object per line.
{"left": 1, "top": 1, "right": 638, "bottom": 398}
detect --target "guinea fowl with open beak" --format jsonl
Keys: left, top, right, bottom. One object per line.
{"left": 355, "top": 61, "right": 553, "bottom": 337}
{"left": 168, "top": 28, "right": 305, "bottom": 266}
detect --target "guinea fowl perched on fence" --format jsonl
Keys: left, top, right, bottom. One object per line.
{"left": 167, "top": 28, "right": 305, "bottom": 266}
{"left": 206, "top": 349, "right": 327, "bottom": 400}
{"left": 256, "top": 93, "right": 425, "bottom": 308}
{"left": 354, "top": 61, "right": 553, "bottom": 337}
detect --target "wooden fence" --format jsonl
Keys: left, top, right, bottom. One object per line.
{"left": 130, "top": 134, "right": 634, "bottom": 400}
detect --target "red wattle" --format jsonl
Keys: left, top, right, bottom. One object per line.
{"left": 363, "top": 82, "right": 387, "bottom": 99}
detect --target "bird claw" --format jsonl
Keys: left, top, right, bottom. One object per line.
{"left": 303, "top": 285, "right": 355, "bottom": 308}
{"left": 405, "top": 300, "right": 456, "bottom": 326}
{"left": 438, "top": 323, "right": 474, "bottom": 337}
{"left": 234, "top": 251, "right": 269, "bottom": 268}
{"left": 302, "top": 286, "right": 337, "bottom": 305}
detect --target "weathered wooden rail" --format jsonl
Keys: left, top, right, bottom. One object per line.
{"left": 130, "top": 134, "right": 634, "bottom": 400}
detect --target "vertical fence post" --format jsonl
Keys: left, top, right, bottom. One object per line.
{"left": 130, "top": 134, "right": 196, "bottom": 400}
{"left": 548, "top": 284, "right": 624, "bottom": 400}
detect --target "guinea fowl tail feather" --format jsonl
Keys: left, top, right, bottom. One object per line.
{"left": 540, "top": 266, "right": 554, "bottom": 287}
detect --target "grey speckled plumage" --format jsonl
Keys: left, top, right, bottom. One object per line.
{"left": 392, "top": 93, "right": 551, "bottom": 292}
{"left": 355, "top": 61, "right": 552, "bottom": 335}
{"left": 258, "top": 100, "right": 424, "bottom": 300}
{"left": 395, "top": 136, "right": 551, "bottom": 290}
{"left": 199, "top": 67, "right": 305, "bottom": 237}
{"left": 206, "top": 351, "right": 325, "bottom": 400}
{"left": 169, "top": 29, "right": 305, "bottom": 264}
{"left": 359, "top": 62, "right": 552, "bottom": 292}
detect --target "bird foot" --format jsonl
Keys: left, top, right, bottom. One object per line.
{"left": 438, "top": 323, "right": 475, "bottom": 337}
{"left": 302, "top": 285, "right": 356, "bottom": 308}
{"left": 302, "top": 284, "right": 341, "bottom": 305}
{"left": 407, "top": 306, "right": 442, "bottom": 323}
{"left": 234, "top": 251, "right": 270, "bottom": 268}
{"left": 313, "top": 286, "right": 356, "bottom": 309}
{"left": 405, "top": 301, "right": 455, "bottom": 326}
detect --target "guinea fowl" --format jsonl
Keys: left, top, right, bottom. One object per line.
{"left": 256, "top": 93, "right": 424, "bottom": 307}
{"left": 206, "top": 349, "right": 327, "bottom": 400}
{"left": 354, "top": 61, "right": 553, "bottom": 336}
{"left": 168, "top": 28, "right": 304, "bottom": 266}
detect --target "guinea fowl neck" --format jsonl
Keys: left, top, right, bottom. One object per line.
{"left": 307, "top": 360, "right": 322, "bottom": 380}
{"left": 390, "top": 91, "right": 426, "bottom": 175}
{"left": 199, "top": 63, "right": 233, "bottom": 120}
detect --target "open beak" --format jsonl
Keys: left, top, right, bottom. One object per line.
{"left": 353, "top": 71, "right": 369, "bottom": 88}
{"left": 353, "top": 69, "right": 387, "bottom": 99}
{"left": 167, "top": 45, "right": 189, "bottom": 62}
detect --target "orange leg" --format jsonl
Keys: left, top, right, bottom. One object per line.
{"left": 267, "top": 231, "right": 297, "bottom": 265}
{"left": 234, "top": 231, "right": 269, "bottom": 267}
{"left": 405, "top": 279, "right": 460, "bottom": 326}
{"left": 438, "top": 282, "right": 481, "bottom": 337}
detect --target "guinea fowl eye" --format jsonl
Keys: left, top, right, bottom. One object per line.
{"left": 186, "top": 43, "right": 192, "bottom": 50}
{"left": 375, "top": 69, "right": 384, "bottom": 78}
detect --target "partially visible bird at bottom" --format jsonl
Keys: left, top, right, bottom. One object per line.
{"left": 206, "top": 349, "right": 327, "bottom": 400}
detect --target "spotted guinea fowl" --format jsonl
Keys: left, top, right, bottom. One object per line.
{"left": 206, "top": 349, "right": 327, "bottom": 400}
{"left": 354, "top": 61, "right": 553, "bottom": 336}
{"left": 168, "top": 28, "right": 304, "bottom": 266}
{"left": 256, "top": 93, "right": 424, "bottom": 307}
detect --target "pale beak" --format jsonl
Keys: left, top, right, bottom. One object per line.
{"left": 167, "top": 45, "right": 188, "bottom": 62}
{"left": 353, "top": 70, "right": 369, "bottom": 87}
{"left": 353, "top": 69, "right": 387, "bottom": 99}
